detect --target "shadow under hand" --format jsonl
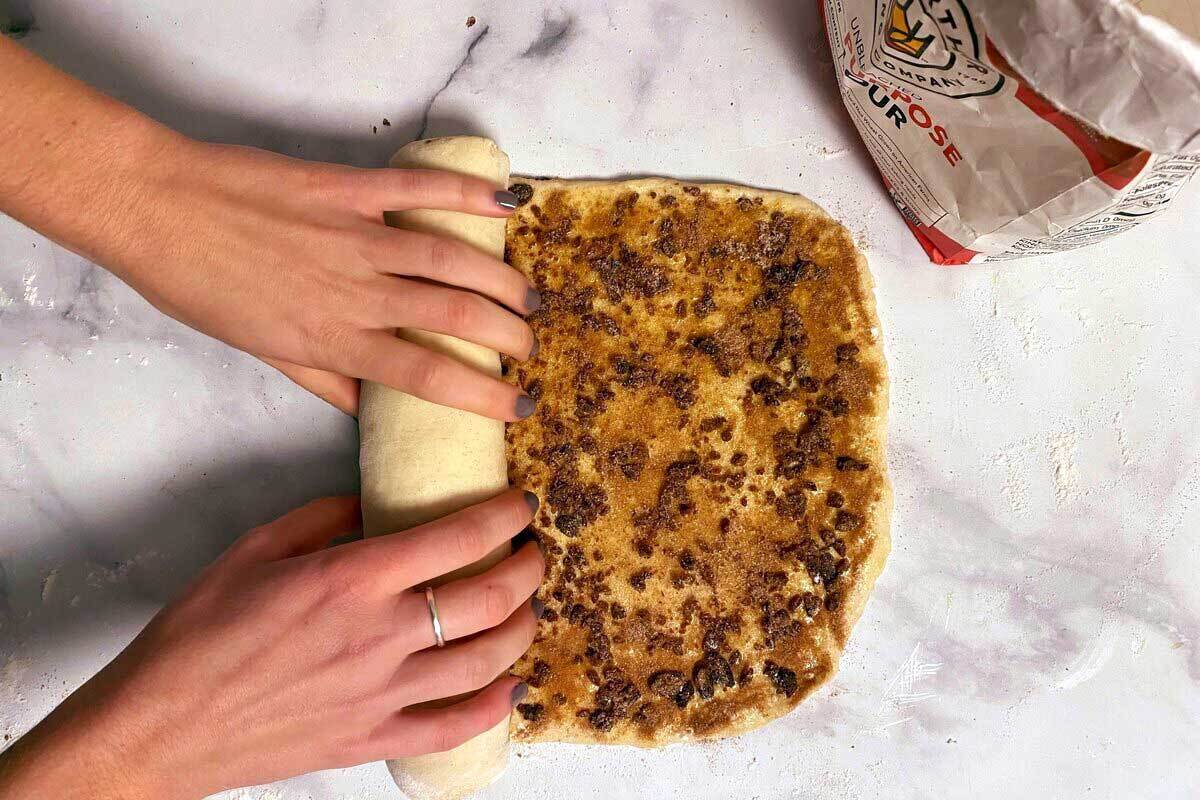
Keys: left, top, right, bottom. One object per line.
{"left": 2, "top": 443, "right": 360, "bottom": 677}
{"left": 11, "top": 7, "right": 487, "bottom": 167}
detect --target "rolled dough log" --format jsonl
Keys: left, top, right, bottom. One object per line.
{"left": 359, "top": 136, "right": 512, "bottom": 800}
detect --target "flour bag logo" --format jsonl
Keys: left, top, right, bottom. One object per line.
{"left": 871, "top": 0, "right": 1003, "bottom": 98}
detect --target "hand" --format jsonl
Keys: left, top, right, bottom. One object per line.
{"left": 102, "top": 140, "right": 540, "bottom": 417}
{"left": 0, "top": 490, "right": 545, "bottom": 800}
{"left": 0, "top": 36, "right": 538, "bottom": 418}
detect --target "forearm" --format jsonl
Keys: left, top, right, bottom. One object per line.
{"left": 0, "top": 703, "right": 166, "bottom": 800}
{"left": 0, "top": 35, "right": 183, "bottom": 272}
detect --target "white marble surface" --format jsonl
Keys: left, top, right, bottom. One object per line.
{"left": 2, "top": 1, "right": 1198, "bottom": 798}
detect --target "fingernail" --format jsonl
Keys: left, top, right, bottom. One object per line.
{"left": 531, "top": 597, "right": 545, "bottom": 619}
{"left": 528, "top": 333, "right": 540, "bottom": 359}
{"left": 522, "top": 491, "right": 540, "bottom": 514}
{"left": 525, "top": 287, "right": 542, "bottom": 313}
{"left": 513, "top": 525, "right": 547, "bottom": 557}
{"left": 495, "top": 190, "right": 520, "bottom": 210}
{"left": 510, "top": 682, "right": 529, "bottom": 706}
{"left": 515, "top": 395, "right": 536, "bottom": 419}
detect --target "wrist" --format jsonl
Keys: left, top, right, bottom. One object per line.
{"left": 0, "top": 37, "right": 190, "bottom": 276}
{"left": 20, "top": 113, "right": 189, "bottom": 278}
{"left": 0, "top": 688, "right": 190, "bottom": 800}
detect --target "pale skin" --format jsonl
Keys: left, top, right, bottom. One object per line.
{"left": 0, "top": 34, "right": 546, "bottom": 797}
{"left": 0, "top": 35, "right": 538, "bottom": 419}
{"left": 0, "top": 492, "right": 546, "bottom": 800}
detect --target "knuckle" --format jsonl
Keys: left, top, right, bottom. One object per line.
{"left": 450, "top": 174, "right": 468, "bottom": 205}
{"left": 306, "top": 316, "right": 354, "bottom": 363}
{"left": 442, "top": 292, "right": 483, "bottom": 331}
{"left": 231, "top": 525, "right": 268, "bottom": 554}
{"left": 460, "top": 653, "right": 498, "bottom": 692}
{"left": 441, "top": 287, "right": 487, "bottom": 331}
{"left": 357, "top": 231, "right": 394, "bottom": 269}
{"left": 393, "top": 168, "right": 427, "bottom": 200}
{"left": 427, "top": 237, "right": 458, "bottom": 278}
{"left": 450, "top": 520, "right": 487, "bottom": 563}
{"left": 431, "top": 724, "right": 467, "bottom": 754}
{"left": 300, "top": 163, "right": 339, "bottom": 196}
{"left": 375, "top": 285, "right": 407, "bottom": 322}
{"left": 404, "top": 354, "right": 443, "bottom": 397}
{"left": 315, "top": 557, "right": 360, "bottom": 603}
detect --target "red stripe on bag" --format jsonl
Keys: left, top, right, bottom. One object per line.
{"left": 986, "top": 40, "right": 1148, "bottom": 191}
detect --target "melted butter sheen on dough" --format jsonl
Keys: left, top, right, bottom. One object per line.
{"left": 502, "top": 179, "right": 891, "bottom": 747}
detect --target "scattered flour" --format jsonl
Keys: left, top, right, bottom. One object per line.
{"left": 989, "top": 445, "right": 1032, "bottom": 516}
{"left": 85, "top": 548, "right": 161, "bottom": 587}
{"left": 40, "top": 568, "right": 60, "bottom": 603}
{"left": 19, "top": 269, "right": 54, "bottom": 310}
{"left": 1016, "top": 311, "right": 1046, "bottom": 356}
{"left": 1048, "top": 432, "right": 1081, "bottom": 504}
{"left": 1113, "top": 411, "right": 1135, "bottom": 467}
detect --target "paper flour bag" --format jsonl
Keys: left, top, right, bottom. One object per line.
{"left": 821, "top": 0, "right": 1200, "bottom": 263}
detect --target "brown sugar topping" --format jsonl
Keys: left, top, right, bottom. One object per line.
{"left": 502, "top": 179, "right": 885, "bottom": 744}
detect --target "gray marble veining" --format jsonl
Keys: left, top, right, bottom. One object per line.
{"left": 1, "top": 1, "right": 1198, "bottom": 798}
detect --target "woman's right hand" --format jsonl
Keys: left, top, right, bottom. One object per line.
{"left": 83, "top": 138, "right": 541, "bottom": 419}
{"left": 0, "top": 35, "right": 539, "bottom": 418}
{"left": 0, "top": 490, "right": 545, "bottom": 800}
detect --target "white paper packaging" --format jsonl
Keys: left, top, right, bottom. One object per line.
{"left": 821, "top": 0, "right": 1200, "bottom": 263}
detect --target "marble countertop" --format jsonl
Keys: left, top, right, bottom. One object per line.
{"left": 2, "top": 2, "right": 1198, "bottom": 798}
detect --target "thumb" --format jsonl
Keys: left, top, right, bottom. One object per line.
{"left": 262, "top": 356, "right": 360, "bottom": 416}
{"left": 224, "top": 496, "right": 362, "bottom": 567}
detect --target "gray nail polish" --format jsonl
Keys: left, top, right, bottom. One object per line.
{"left": 512, "top": 525, "right": 544, "bottom": 555}
{"left": 513, "top": 526, "right": 547, "bottom": 560}
{"left": 510, "top": 682, "right": 529, "bottom": 706}
{"left": 529, "top": 334, "right": 540, "bottom": 359}
{"left": 531, "top": 597, "right": 545, "bottom": 619}
{"left": 525, "top": 287, "right": 542, "bottom": 313}
{"left": 522, "top": 491, "right": 540, "bottom": 514}
{"left": 515, "top": 395, "right": 536, "bottom": 419}
{"left": 495, "top": 190, "right": 520, "bottom": 210}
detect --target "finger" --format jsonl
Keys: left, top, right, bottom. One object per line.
{"left": 367, "top": 279, "right": 536, "bottom": 361}
{"left": 225, "top": 496, "right": 361, "bottom": 566}
{"left": 397, "top": 541, "right": 544, "bottom": 649}
{"left": 372, "top": 229, "right": 540, "bottom": 315}
{"left": 395, "top": 599, "right": 539, "bottom": 705}
{"left": 353, "top": 168, "right": 519, "bottom": 217}
{"left": 262, "top": 356, "right": 360, "bottom": 416}
{"left": 369, "top": 677, "right": 525, "bottom": 759}
{"left": 340, "top": 489, "right": 538, "bottom": 594}
{"left": 351, "top": 332, "right": 536, "bottom": 422}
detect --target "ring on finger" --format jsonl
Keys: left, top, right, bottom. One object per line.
{"left": 424, "top": 585, "right": 446, "bottom": 648}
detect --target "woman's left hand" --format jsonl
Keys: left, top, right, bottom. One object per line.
{"left": 0, "top": 490, "right": 545, "bottom": 800}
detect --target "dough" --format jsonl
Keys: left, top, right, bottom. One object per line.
{"left": 358, "top": 136, "right": 512, "bottom": 799}
{"left": 501, "top": 178, "right": 890, "bottom": 745}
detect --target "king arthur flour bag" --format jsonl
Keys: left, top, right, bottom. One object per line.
{"left": 821, "top": 0, "right": 1200, "bottom": 263}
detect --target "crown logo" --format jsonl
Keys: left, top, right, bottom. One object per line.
{"left": 886, "top": 0, "right": 935, "bottom": 59}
